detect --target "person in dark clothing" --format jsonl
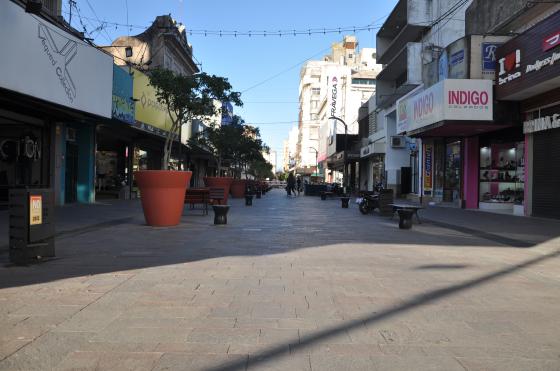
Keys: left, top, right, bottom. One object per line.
{"left": 287, "top": 172, "right": 296, "bottom": 196}
{"left": 296, "top": 176, "right": 302, "bottom": 196}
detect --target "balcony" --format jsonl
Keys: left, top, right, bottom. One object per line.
{"left": 375, "top": 43, "right": 422, "bottom": 109}
{"left": 376, "top": 0, "right": 431, "bottom": 64}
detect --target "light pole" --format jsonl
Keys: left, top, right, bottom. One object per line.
{"left": 329, "top": 116, "right": 348, "bottom": 193}
{"left": 309, "top": 147, "right": 318, "bottom": 177}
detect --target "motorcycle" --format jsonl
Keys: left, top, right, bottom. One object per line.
{"left": 358, "top": 182, "right": 384, "bottom": 215}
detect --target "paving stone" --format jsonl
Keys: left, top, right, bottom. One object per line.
{"left": 1, "top": 192, "right": 559, "bottom": 369}
{"left": 151, "top": 353, "right": 248, "bottom": 371}
{"left": 55, "top": 350, "right": 162, "bottom": 371}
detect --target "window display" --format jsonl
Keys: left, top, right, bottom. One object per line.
{"left": 479, "top": 142, "right": 524, "bottom": 212}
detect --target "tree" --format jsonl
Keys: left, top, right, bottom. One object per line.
{"left": 191, "top": 115, "right": 270, "bottom": 179}
{"left": 147, "top": 68, "right": 242, "bottom": 170}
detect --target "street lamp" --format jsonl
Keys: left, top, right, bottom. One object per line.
{"left": 328, "top": 116, "right": 348, "bottom": 193}
{"left": 308, "top": 147, "right": 318, "bottom": 176}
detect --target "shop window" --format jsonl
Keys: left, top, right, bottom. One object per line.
{"left": 444, "top": 141, "right": 461, "bottom": 202}
{"left": 479, "top": 142, "right": 524, "bottom": 213}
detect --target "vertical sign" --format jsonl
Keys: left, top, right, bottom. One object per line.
{"left": 481, "top": 42, "right": 502, "bottom": 78}
{"left": 326, "top": 71, "right": 341, "bottom": 156}
{"left": 29, "top": 195, "right": 42, "bottom": 225}
{"left": 423, "top": 144, "right": 433, "bottom": 195}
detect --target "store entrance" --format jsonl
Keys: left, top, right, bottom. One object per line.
{"left": 65, "top": 142, "right": 78, "bottom": 203}
{"left": 444, "top": 140, "right": 462, "bottom": 203}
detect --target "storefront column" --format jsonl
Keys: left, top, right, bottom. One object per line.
{"left": 525, "top": 133, "right": 533, "bottom": 216}
{"left": 76, "top": 124, "right": 95, "bottom": 203}
{"left": 463, "top": 137, "right": 479, "bottom": 209}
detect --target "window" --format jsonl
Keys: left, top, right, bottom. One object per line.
{"left": 310, "top": 114, "right": 318, "bottom": 120}
{"left": 351, "top": 78, "right": 376, "bottom": 86}
{"left": 311, "top": 88, "right": 321, "bottom": 95}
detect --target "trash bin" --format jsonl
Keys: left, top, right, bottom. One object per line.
{"left": 9, "top": 188, "right": 55, "bottom": 264}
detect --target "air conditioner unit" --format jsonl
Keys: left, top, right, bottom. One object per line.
{"left": 66, "top": 127, "right": 76, "bottom": 142}
{"left": 391, "top": 136, "right": 405, "bottom": 148}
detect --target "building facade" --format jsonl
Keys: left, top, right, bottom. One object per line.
{"left": 374, "top": 0, "right": 475, "bottom": 197}
{"left": 296, "top": 36, "right": 381, "bottom": 188}
{"left": 0, "top": 0, "right": 113, "bottom": 206}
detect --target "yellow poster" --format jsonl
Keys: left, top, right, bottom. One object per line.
{"left": 29, "top": 195, "right": 42, "bottom": 225}
{"left": 132, "top": 70, "right": 173, "bottom": 132}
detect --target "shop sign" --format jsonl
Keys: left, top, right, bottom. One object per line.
{"left": 450, "top": 50, "right": 465, "bottom": 66}
{"left": 133, "top": 70, "right": 173, "bottom": 134}
{"left": 112, "top": 65, "right": 134, "bottom": 124}
{"left": 29, "top": 195, "right": 42, "bottom": 225}
{"left": 397, "top": 79, "right": 492, "bottom": 134}
{"left": 423, "top": 144, "right": 433, "bottom": 193}
{"left": 361, "top": 145, "right": 370, "bottom": 157}
{"left": 448, "top": 38, "right": 468, "bottom": 79}
{"left": 543, "top": 30, "right": 560, "bottom": 52}
{"left": 495, "top": 11, "right": 560, "bottom": 100}
{"left": 0, "top": 1, "right": 112, "bottom": 118}
{"left": 523, "top": 113, "right": 560, "bottom": 134}
{"left": 438, "top": 51, "right": 449, "bottom": 81}
{"left": 482, "top": 42, "right": 501, "bottom": 73}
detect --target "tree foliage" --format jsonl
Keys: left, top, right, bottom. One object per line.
{"left": 190, "top": 115, "right": 271, "bottom": 179}
{"left": 148, "top": 68, "right": 242, "bottom": 170}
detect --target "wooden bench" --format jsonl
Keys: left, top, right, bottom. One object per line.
{"left": 320, "top": 191, "right": 335, "bottom": 200}
{"left": 389, "top": 203, "right": 423, "bottom": 224}
{"left": 209, "top": 187, "right": 225, "bottom": 205}
{"left": 185, "top": 188, "right": 210, "bottom": 215}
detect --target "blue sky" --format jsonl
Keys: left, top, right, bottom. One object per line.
{"left": 66, "top": 0, "right": 398, "bottom": 169}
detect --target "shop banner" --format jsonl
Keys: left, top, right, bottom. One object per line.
{"left": 0, "top": 1, "right": 112, "bottom": 118}
{"left": 132, "top": 70, "right": 173, "bottom": 134}
{"left": 112, "top": 65, "right": 134, "bottom": 124}
{"left": 397, "top": 79, "right": 493, "bottom": 134}
{"left": 326, "top": 70, "right": 342, "bottom": 157}
{"left": 423, "top": 144, "right": 433, "bottom": 193}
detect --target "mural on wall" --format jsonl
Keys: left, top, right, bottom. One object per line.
{"left": 112, "top": 65, "right": 134, "bottom": 124}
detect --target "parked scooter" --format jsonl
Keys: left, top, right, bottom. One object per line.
{"left": 358, "top": 182, "right": 384, "bottom": 215}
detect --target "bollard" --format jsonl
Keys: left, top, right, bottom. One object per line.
{"left": 212, "top": 205, "right": 230, "bottom": 225}
{"left": 245, "top": 194, "right": 253, "bottom": 206}
{"left": 397, "top": 209, "right": 414, "bottom": 229}
{"left": 340, "top": 197, "right": 350, "bottom": 208}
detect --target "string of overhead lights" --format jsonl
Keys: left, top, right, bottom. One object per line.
{"left": 60, "top": 11, "right": 382, "bottom": 37}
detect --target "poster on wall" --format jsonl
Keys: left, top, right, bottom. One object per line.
{"left": 423, "top": 143, "right": 433, "bottom": 195}
{"left": 29, "top": 195, "right": 42, "bottom": 225}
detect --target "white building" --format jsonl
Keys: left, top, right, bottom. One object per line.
{"left": 372, "top": 0, "right": 474, "bottom": 196}
{"left": 263, "top": 150, "right": 278, "bottom": 174}
{"left": 287, "top": 126, "right": 299, "bottom": 172}
{"left": 300, "top": 36, "right": 381, "bottom": 185}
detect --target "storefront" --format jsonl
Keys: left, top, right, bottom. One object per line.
{"left": 397, "top": 79, "right": 497, "bottom": 207}
{"left": 0, "top": 109, "right": 50, "bottom": 208}
{"left": 0, "top": 1, "right": 113, "bottom": 206}
{"left": 495, "top": 10, "right": 560, "bottom": 219}
{"left": 359, "top": 141, "right": 385, "bottom": 191}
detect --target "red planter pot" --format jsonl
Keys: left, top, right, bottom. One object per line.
{"left": 230, "top": 179, "right": 247, "bottom": 198}
{"left": 204, "top": 176, "right": 233, "bottom": 204}
{"left": 135, "top": 170, "right": 192, "bottom": 227}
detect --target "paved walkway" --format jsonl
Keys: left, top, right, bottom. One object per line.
{"left": 1, "top": 191, "right": 560, "bottom": 370}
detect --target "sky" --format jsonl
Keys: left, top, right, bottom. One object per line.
{"left": 65, "top": 0, "right": 399, "bottom": 170}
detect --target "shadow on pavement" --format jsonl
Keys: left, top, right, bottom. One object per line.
{"left": 206, "top": 248, "right": 560, "bottom": 371}
{"left": 0, "top": 190, "right": 559, "bottom": 290}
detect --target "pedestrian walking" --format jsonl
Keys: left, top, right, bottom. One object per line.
{"left": 296, "top": 176, "right": 302, "bottom": 196}
{"left": 287, "top": 172, "right": 296, "bottom": 196}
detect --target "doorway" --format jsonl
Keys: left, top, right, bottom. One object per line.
{"left": 65, "top": 142, "right": 78, "bottom": 203}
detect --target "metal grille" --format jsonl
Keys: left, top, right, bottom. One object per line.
{"left": 532, "top": 129, "right": 560, "bottom": 219}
